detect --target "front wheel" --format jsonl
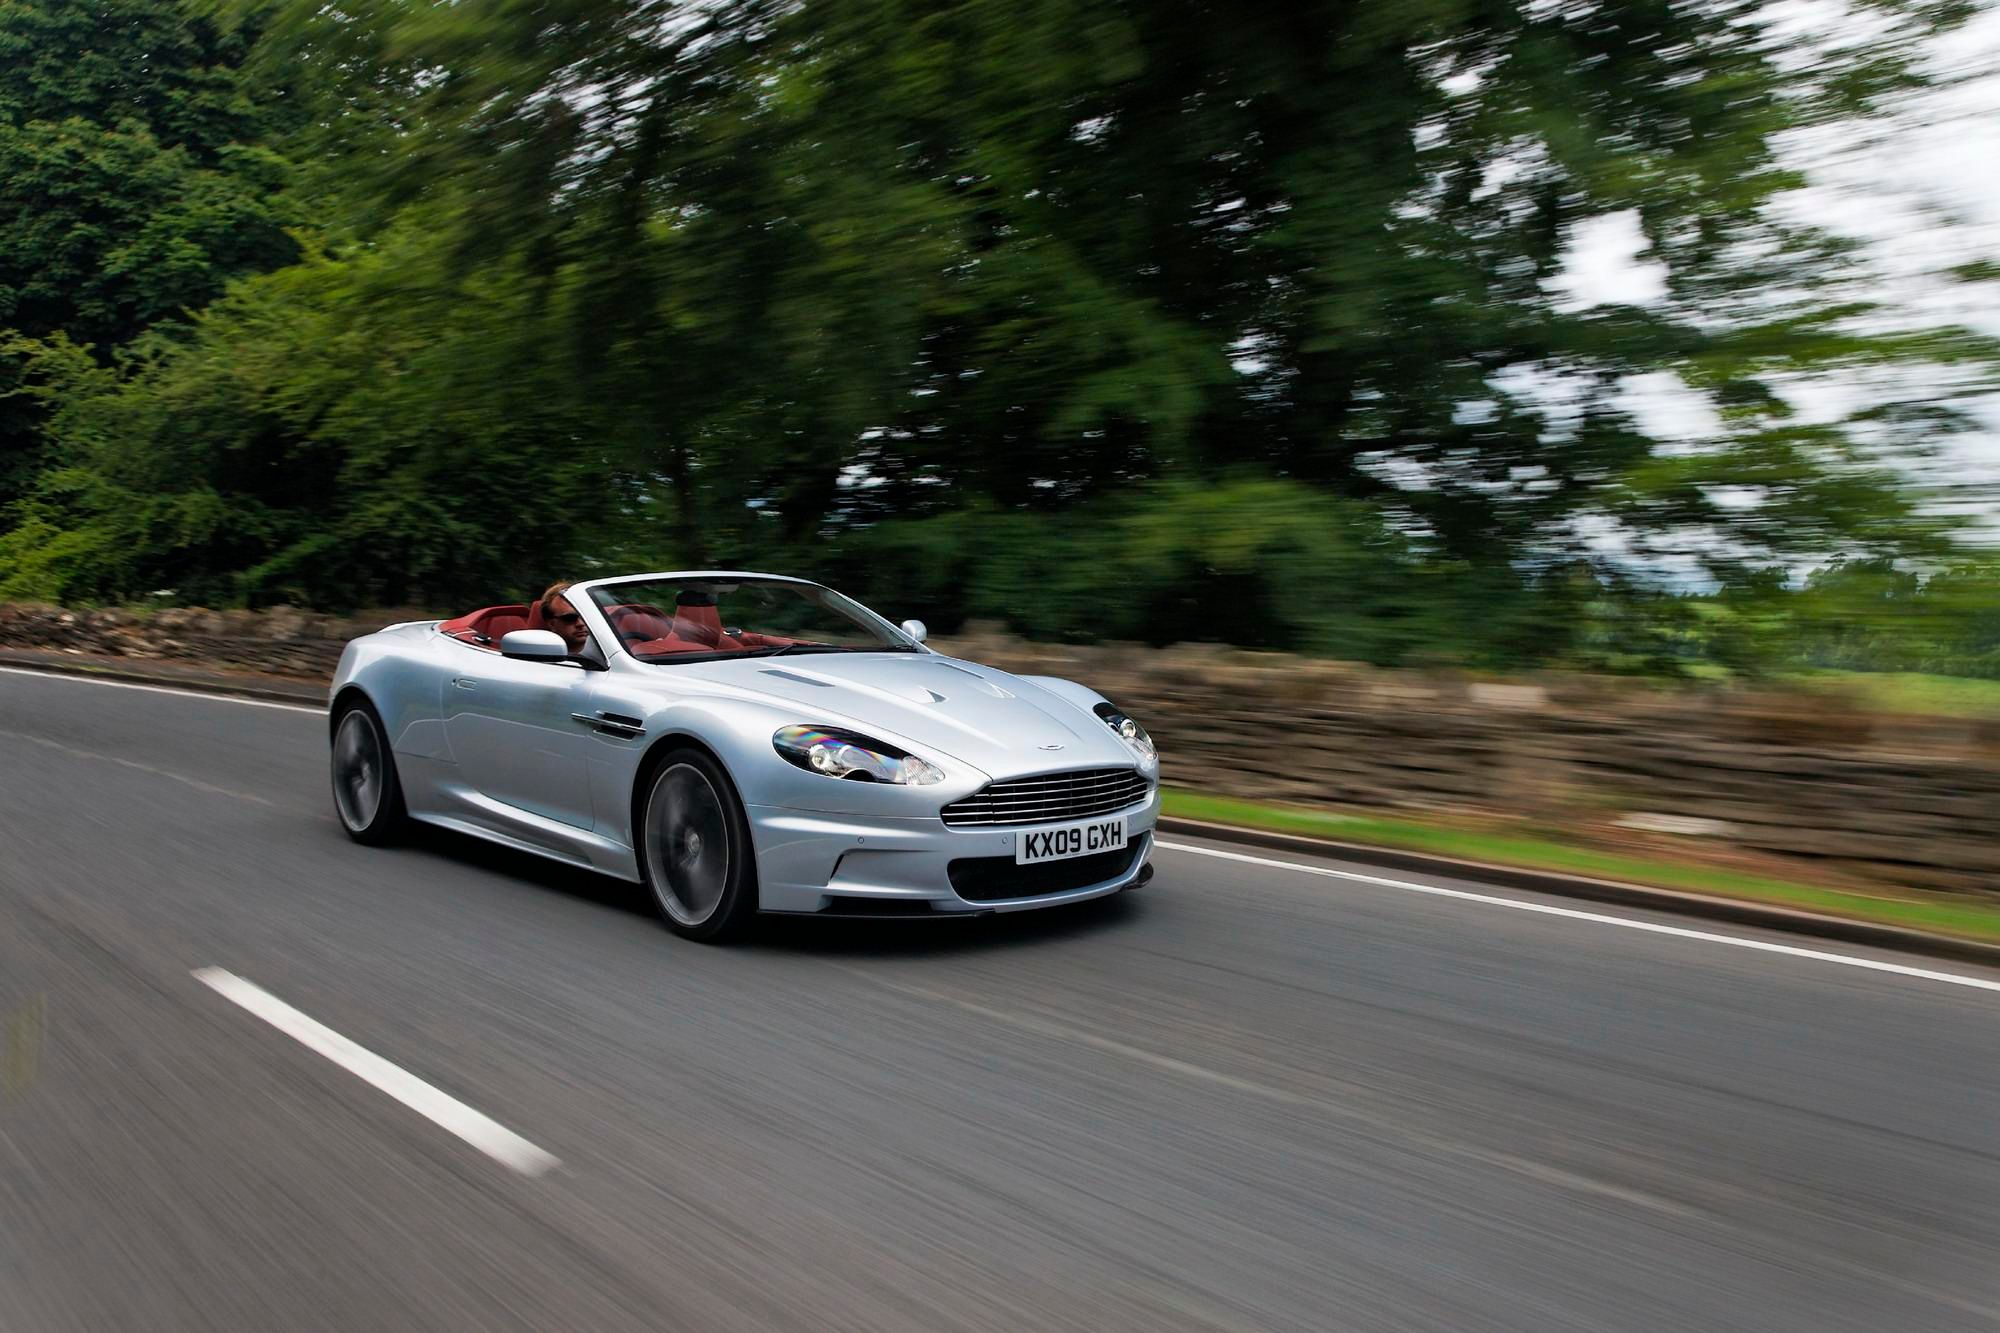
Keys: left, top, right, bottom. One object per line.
{"left": 331, "top": 699, "right": 409, "bottom": 844}
{"left": 637, "top": 749, "right": 758, "bottom": 942}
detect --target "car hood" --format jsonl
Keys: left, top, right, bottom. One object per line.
{"left": 674, "top": 651, "right": 1134, "bottom": 778}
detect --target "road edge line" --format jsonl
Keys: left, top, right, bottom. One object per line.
{"left": 1159, "top": 817, "right": 2000, "bottom": 971}
{"left": 1154, "top": 841, "right": 2000, "bottom": 994}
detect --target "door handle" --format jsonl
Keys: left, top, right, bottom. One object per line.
{"left": 572, "top": 711, "right": 644, "bottom": 739}
{"left": 452, "top": 677, "right": 477, "bottom": 690}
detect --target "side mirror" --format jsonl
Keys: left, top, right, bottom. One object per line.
{"left": 499, "top": 629, "right": 572, "bottom": 661}
{"left": 900, "top": 619, "right": 928, "bottom": 645}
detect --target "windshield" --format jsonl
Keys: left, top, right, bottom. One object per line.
{"left": 587, "top": 577, "right": 919, "bottom": 663}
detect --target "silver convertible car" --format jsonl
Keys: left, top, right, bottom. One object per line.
{"left": 328, "top": 572, "right": 1159, "bottom": 939}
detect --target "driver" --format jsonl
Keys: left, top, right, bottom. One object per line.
{"left": 537, "top": 580, "right": 591, "bottom": 653}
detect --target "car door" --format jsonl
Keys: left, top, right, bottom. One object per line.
{"left": 442, "top": 649, "right": 599, "bottom": 829}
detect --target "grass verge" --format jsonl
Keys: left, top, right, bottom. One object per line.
{"left": 1784, "top": 670, "right": 2000, "bottom": 718}
{"left": 1160, "top": 789, "right": 2000, "bottom": 944}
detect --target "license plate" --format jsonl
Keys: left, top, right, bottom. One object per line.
{"left": 1015, "top": 816, "right": 1127, "bottom": 865}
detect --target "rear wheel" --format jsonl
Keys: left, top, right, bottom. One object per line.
{"left": 637, "top": 749, "right": 757, "bottom": 941}
{"left": 331, "top": 699, "right": 409, "bottom": 844}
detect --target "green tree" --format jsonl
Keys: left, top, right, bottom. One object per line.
{"left": 0, "top": 0, "right": 299, "bottom": 502}
{"left": 5, "top": 0, "right": 1994, "bottom": 677}
{"left": 338, "top": 0, "right": 1990, "bottom": 566}
{"left": 0, "top": 222, "right": 597, "bottom": 608}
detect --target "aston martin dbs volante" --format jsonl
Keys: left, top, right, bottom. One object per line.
{"left": 328, "top": 572, "right": 1160, "bottom": 938}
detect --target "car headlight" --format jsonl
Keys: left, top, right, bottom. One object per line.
{"left": 772, "top": 725, "right": 946, "bottom": 785}
{"left": 1093, "top": 702, "right": 1157, "bottom": 764}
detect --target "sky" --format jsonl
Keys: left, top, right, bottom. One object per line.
{"left": 1561, "top": 1, "right": 2000, "bottom": 547}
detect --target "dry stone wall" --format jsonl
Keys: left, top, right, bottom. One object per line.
{"left": 3, "top": 605, "right": 1994, "bottom": 897}
{"left": 0, "top": 603, "right": 394, "bottom": 679}
{"left": 932, "top": 625, "right": 2000, "bottom": 899}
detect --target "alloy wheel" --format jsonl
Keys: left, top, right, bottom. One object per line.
{"left": 645, "top": 763, "right": 731, "bottom": 926}
{"left": 332, "top": 708, "right": 385, "bottom": 832}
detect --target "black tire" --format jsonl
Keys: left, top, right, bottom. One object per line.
{"left": 636, "top": 747, "right": 758, "bottom": 942}
{"left": 330, "top": 697, "right": 410, "bottom": 845}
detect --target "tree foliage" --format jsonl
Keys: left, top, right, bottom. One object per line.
{"left": 0, "top": 0, "right": 1994, "bottom": 672}
{"left": 0, "top": 0, "right": 301, "bottom": 502}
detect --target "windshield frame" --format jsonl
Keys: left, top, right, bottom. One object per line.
{"left": 584, "top": 574, "right": 923, "bottom": 666}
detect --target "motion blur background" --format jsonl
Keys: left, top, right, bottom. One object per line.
{"left": 0, "top": 0, "right": 1995, "bottom": 681}
{"left": 8, "top": 9, "right": 2000, "bottom": 1329}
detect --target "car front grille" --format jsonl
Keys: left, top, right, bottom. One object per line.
{"left": 939, "top": 766, "right": 1152, "bottom": 829}
{"left": 948, "top": 841, "right": 1146, "bottom": 902}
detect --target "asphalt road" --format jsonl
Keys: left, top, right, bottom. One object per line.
{"left": 3, "top": 666, "right": 1999, "bottom": 1333}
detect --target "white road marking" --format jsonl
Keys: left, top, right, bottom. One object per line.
{"left": 192, "top": 968, "right": 559, "bottom": 1176}
{"left": 0, "top": 665, "right": 324, "bottom": 713}
{"left": 1156, "top": 840, "right": 2000, "bottom": 995}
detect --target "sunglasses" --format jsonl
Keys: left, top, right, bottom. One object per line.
{"left": 549, "top": 611, "right": 582, "bottom": 626}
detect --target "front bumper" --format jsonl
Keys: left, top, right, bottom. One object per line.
{"left": 747, "top": 786, "right": 1160, "bottom": 915}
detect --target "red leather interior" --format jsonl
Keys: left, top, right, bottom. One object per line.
{"left": 445, "top": 599, "right": 816, "bottom": 657}
{"left": 606, "top": 604, "right": 673, "bottom": 640}
{"left": 440, "top": 605, "right": 530, "bottom": 645}
{"left": 597, "top": 603, "right": 699, "bottom": 655}
{"left": 627, "top": 636, "right": 716, "bottom": 654}
{"left": 671, "top": 602, "right": 724, "bottom": 647}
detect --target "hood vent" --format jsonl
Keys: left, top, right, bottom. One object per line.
{"left": 760, "top": 669, "right": 833, "bottom": 687}
{"left": 934, "top": 663, "right": 1013, "bottom": 698}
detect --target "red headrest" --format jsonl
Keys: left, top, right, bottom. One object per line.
{"left": 673, "top": 603, "right": 723, "bottom": 647}
{"left": 609, "top": 606, "right": 675, "bottom": 640}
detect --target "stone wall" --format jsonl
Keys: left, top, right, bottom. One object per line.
{"left": 4, "top": 604, "right": 1995, "bottom": 897}
{"left": 930, "top": 626, "right": 2000, "bottom": 899}
{"left": 0, "top": 603, "right": 404, "bottom": 680}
